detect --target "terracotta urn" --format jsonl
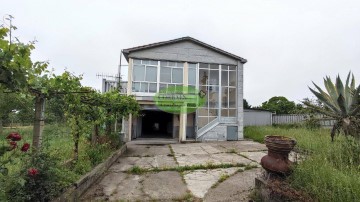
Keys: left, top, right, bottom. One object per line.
{"left": 260, "top": 135, "right": 297, "bottom": 175}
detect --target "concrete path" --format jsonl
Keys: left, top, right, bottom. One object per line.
{"left": 81, "top": 140, "right": 267, "bottom": 201}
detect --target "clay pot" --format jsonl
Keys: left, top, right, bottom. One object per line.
{"left": 261, "top": 135, "right": 297, "bottom": 175}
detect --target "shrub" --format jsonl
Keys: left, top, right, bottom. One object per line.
{"left": 86, "top": 143, "right": 110, "bottom": 166}
{"left": 6, "top": 151, "right": 76, "bottom": 201}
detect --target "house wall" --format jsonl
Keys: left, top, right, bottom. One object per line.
{"left": 128, "top": 41, "right": 238, "bottom": 65}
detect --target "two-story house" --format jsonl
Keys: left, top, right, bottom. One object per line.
{"left": 116, "top": 37, "right": 247, "bottom": 142}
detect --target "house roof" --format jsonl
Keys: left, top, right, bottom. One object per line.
{"left": 122, "top": 36, "right": 247, "bottom": 64}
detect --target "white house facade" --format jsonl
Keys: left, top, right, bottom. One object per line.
{"left": 114, "top": 37, "right": 247, "bottom": 142}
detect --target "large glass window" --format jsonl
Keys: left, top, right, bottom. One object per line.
{"left": 198, "top": 63, "right": 220, "bottom": 129}
{"left": 132, "top": 59, "right": 158, "bottom": 93}
{"left": 220, "top": 65, "right": 237, "bottom": 117}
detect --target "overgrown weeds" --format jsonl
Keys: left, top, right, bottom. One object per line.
{"left": 245, "top": 126, "right": 360, "bottom": 201}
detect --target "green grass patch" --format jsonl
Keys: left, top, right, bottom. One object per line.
{"left": 127, "top": 162, "right": 250, "bottom": 174}
{"left": 244, "top": 126, "right": 360, "bottom": 201}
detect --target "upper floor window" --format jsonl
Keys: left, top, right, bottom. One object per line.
{"left": 132, "top": 59, "right": 158, "bottom": 93}
{"left": 159, "top": 61, "right": 184, "bottom": 91}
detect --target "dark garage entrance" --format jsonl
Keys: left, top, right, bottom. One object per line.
{"left": 141, "top": 110, "right": 173, "bottom": 138}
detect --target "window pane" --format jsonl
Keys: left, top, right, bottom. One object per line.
{"left": 221, "top": 70, "right": 228, "bottom": 86}
{"left": 160, "top": 61, "right": 167, "bottom": 66}
{"left": 221, "top": 109, "right": 229, "bottom": 117}
{"left": 228, "top": 109, "right": 236, "bottom": 117}
{"left": 229, "top": 87, "right": 236, "bottom": 108}
{"left": 133, "top": 82, "right": 140, "bottom": 92}
{"left": 221, "top": 87, "right": 228, "bottom": 108}
{"left": 134, "top": 59, "right": 141, "bottom": 64}
{"left": 160, "top": 84, "right": 167, "bottom": 91}
{"left": 149, "top": 83, "right": 157, "bottom": 92}
{"left": 199, "top": 63, "right": 208, "bottom": 69}
{"left": 133, "top": 65, "right": 145, "bottom": 81}
{"left": 189, "top": 63, "right": 197, "bottom": 68}
{"left": 142, "top": 60, "right": 149, "bottom": 65}
{"left": 198, "top": 117, "right": 208, "bottom": 129}
{"left": 229, "top": 65, "right": 236, "bottom": 71}
{"left": 209, "top": 109, "right": 218, "bottom": 116}
{"left": 172, "top": 68, "right": 183, "bottom": 83}
{"left": 149, "top": 60, "right": 158, "bottom": 65}
{"left": 198, "top": 107, "right": 208, "bottom": 116}
{"left": 176, "top": 62, "right": 184, "bottom": 67}
{"left": 160, "top": 67, "right": 171, "bottom": 82}
{"left": 221, "top": 65, "right": 228, "bottom": 70}
{"left": 208, "top": 87, "right": 219, "bottom": 108}
{"left": 168, "top": 61, "right": 175, "bottom": 66}
{"left": 188, "top": 68, "right": 196, "bottom": 85}
{"left": 210, "top": 64, "right": 218, "bottom": 69}
{"left": 229, "top": 71, "right": 236, "bottom": 86}
{"left": 140, "top": 83, "right": 148, "bottom": 92}
{"left": 199, "top": 69, "right": 209, "bottom": 85}
{"left": 146, "top": 66, "right": 157, "bottom": 82}
{"left": 209, "top": 70, "right": 219, "bottom": 85}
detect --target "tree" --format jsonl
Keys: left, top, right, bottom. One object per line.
{"left": 243, "top": 99, "right": 251, "bottom": 109}
{"left": 304, "top": 72, "right": 360, "bottom": 141}
{"left": 0, "top": 24, "right": 48, "bottom": 152}
{"left": 261, "top": 96, "right": 297, "bottom": 114}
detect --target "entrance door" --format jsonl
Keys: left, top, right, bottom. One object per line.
{"left": 141, "top": 110, "right": 173, "bottom": 138}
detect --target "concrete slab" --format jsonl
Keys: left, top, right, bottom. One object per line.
{"left": 201, "top": 145, "right": 222, "bottom": 154}
{"left": 123, "top": 145, "right": 171, "bottom": 157}
{"left": 81, "top": 172, "right": 150, "bottom": 201}
{"left": 171, "top": 144, "right": 208, "bottom": 155}
{"left": 213, "top": 141, "right": 267, "bottom": 153}
{"left": 109, "top": 174, "right": 150, "bottom": 201}
{"left": 183, "top": 167, "right": 241, "bottom": 198}
{"left": 204, "top": 168, "right": 263, "bottom": 202}
{"left": 240, "top": 151, "right": 267, "bottom": 163}
{"left": 176, "top": 153, "right": 254, "bottom": 167}
{"left": 211, "top": 153, "right": 255, "bottom": 165}
{"left": 109, "top": 155, "right": 177, "bottom": 172}
{"left": 142, "top": 171, "right": 188, "bottom": 200}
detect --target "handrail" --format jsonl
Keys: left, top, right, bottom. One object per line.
{"left": 196, "top": 118, "right": 219, "bottom": 140}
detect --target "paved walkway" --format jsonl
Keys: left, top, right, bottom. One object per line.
{"left": 81, "top": 140, "right": 267, "bottom": 201}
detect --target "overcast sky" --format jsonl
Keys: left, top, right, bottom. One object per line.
{"left": 1, "top": 0, "right": 360, "bottom": 106}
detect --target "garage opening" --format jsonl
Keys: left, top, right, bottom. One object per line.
{"left": 141, "top": 110, "right": 173, "bottom": 138}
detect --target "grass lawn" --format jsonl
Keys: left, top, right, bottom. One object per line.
{"left": 245, "top": 126, "right": 360, "bottom": 202}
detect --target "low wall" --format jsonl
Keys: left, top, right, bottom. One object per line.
{"left": 54, "top": 144, "right": 127, "bottom": 201}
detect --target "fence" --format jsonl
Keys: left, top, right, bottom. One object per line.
{"left": 244, "top": 109, "right": 273, "bottom": 126}
{"left": 244, "top": 109, "right": 336, "bottom": 127}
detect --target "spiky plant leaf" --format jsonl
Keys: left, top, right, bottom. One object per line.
{"left": 309, "top": 87, "right": 340, "bottom": 114}
{"left": 307, "top": 71, "right": 360, "bottom": 140}
{"left": 337, "top": 94, "right": 347, "bottom": 116}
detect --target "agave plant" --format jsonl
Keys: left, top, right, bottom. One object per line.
{"left": 304, "top": 72, "right": 360, "bottom": 141}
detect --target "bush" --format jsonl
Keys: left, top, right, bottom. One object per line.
{"left": 86, "top": 143, "right": 111, "bottom": 166}
{"left": 304, "top": 116, "right": 321, "bottom": 130}
{"left": 6, "top": 151, "right": 76, "bottom": 202}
